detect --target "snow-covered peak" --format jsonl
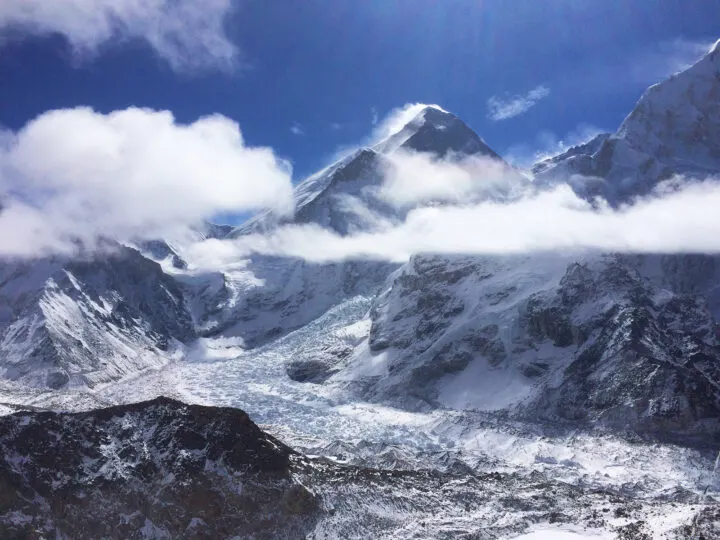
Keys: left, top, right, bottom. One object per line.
{"left": 533, "top": 37, "right": 720, "bottom": 202}
{"left": 231, "top": 107, "right": 510, "bottom": 237}
{"left": 375, "top": 106, "right": 501, "bottom": 159}
{"left": 616, "top": 39, "right": 720, "bottom": 159}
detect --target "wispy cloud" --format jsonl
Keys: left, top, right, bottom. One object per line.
{"left": 487, "top": 85, "right": 550, "bottom": 121}
{"left": 330, "top": 122, "right": 343, "bottom": 131}
{"left": 0, "top": 0, "right": 238, "bottom": 72}
{"left": 637, "top": 38, "right": 715, "bottom": 80}
{"left": 0, "top": 107, "right": 293, "bottom": 257}
{"left": 371, "top": 106, "right": 379, "bottom": 126}
{"left": 290, "top": 123, "right": 305, "bottom": 136}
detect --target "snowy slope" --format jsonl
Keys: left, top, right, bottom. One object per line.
{"left": 533, "top": 41, "right": 720, "bottom": 201}
{"left": 336, "top": 251, "right": 720, "bottom": 440}
{"left": 0, "top": 246, "right": 193, "bottom": 389}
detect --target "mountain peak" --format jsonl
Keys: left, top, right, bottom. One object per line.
{"left": 230, "top": 105, "right": 509, "bottom": 237}
{"left": 532, "top": 35, "right": 720, "bottom": 202}
{"left": 374, "top": 105, "right": 501, "bottom": 160}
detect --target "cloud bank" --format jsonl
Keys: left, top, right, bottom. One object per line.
{"left": 487, "top": 85, "right": 550, "bottom": 121}
{"left": 379, "top": 151, "right": 526, "bottom": 208}
{"left": 185, "top": 175, "right": 720, "bottom": 267}
{"left": 0, "top": 107, "right": 294, "bottom": 257}
{"left": 0, "top": 0, "right": 237, "bottom": 71}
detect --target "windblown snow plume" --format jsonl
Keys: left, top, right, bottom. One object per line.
{"left": 0, "top": 107, "right": 294, "bottom": 257}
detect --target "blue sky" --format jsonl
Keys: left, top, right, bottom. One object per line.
{"left": 1, "top": 0, "right": 718, "bottom": 180}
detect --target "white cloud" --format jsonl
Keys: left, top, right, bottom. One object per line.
{"left": 505, "top": 124, "right": 607, "bottom": 169}
{"left": 487, "top": 85, "right": 550, "bottom": 121}
{"left": 184, "top": 173, "right": 720, "bottom": 267}
{"left": 290, "top": 123, "right": 304, "bottom": 136}
{"left": 380, "top": 151, "right": 526, "bottom": 208}
{"left": 0, "top": 107, "right": 294, "bottom": 257}
{"left": 0, "top": 0, "right": 237, "bottom": 72}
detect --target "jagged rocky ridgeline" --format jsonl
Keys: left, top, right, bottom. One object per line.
{"left": 533, "top": 40, "right": 720, "bottom": 202}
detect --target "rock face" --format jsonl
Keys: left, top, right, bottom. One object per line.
{"left": 0, "top": 397, "right": 319, "bottom": 539}
{"left": 526, "top": 255, "right": 720, "bottom": 439}
{"left": 0, "top": 246, "right": 194, "bottom": 389}
{"left": 363, "top": 252, "right": 720, "bottom": 440}
{"left": 534, "top": 41, "right": 720, "bottom": 202}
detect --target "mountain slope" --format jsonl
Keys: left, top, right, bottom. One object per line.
{"left": 0, "top": 397, "right": 715, "bottom": 539}
{"left": 0, "top": 246, "right": 194, "bottom": 388}
{"left": 533, "top": 41, "right": 720, "bottom": 201}
{"left": 0, "top": 397, "right": 319, "bottom": 539}
{"left": 333, "top": 252, "right": 720, "bottom": 441}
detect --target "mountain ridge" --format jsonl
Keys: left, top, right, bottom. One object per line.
{"left": 533, "top": 41, "right": 720, "bottom": 201}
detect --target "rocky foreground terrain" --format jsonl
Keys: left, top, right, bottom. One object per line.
{"left": 0, "top": 398, "right": 717, "bottom": 539}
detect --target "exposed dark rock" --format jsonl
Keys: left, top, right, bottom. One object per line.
{"left": 0, "top": 397, "right": 320, "bottom": 539}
